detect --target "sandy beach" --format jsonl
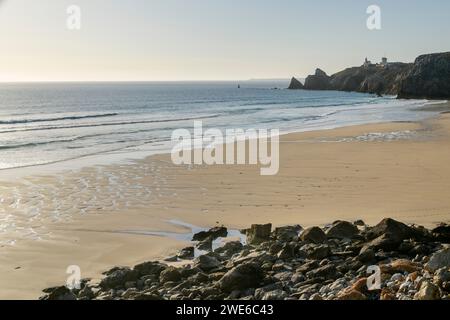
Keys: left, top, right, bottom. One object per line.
{"left": 1, "top": 103, "right": 450, "bottom": 299}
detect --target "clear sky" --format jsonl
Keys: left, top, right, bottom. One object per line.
{"left": 0, "top": 0, "right": 449, "bottom": 81}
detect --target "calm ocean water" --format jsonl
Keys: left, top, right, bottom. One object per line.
{"left": 0, "top": 81, "right": 438, "bottom": 170}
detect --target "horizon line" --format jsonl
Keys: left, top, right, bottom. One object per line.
{"left": 0, "top": 78, "right": 294, "bottom": 84}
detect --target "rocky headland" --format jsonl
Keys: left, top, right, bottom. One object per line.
{"left": 41, "top": 219, "right": 450, "bottom": 301}
{"left": 289, "top": 52, "right": 450, "bottom": 99}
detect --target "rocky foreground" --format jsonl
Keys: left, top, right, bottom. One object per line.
{"left": 41, "top": 219, "right": 450, "bottom": 300}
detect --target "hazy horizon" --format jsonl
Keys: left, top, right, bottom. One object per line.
{"left": 1, "top": 0, "right": 449, "bottom": 82}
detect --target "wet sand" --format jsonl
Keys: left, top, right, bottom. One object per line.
{"left": 1, "top": 104, "right": 450, "bottom": 299}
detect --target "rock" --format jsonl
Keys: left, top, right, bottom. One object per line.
{"left": 358, "top": 248, "right": 376, "bottom": 263}
{"left": 414, "top": 281, "right": 441, "bottom": 300}
{"left": 426, "top": 248, "right": 450, "bottom": 272}
{"left": 122, "top": 288, "right": 139, "bottom": 300}
{"left": 190, "top": 272, "right": 210, "bottom": 284}
{"left": 432, "top": 224, "right": 450, "bottom": 242}
{"left": 442, "top": 281, "right": 450, "bottom": 292}
{"left": 192, "top": 226, "right": 228, "bottom": 241}
{"left": 304, "top": 68, "right": 331, "bottom": 90}
{"left": 296, "top": 260, "right": 320, "bottom": 273}
{"left": 38, "top": 219, "right": 450, "bottom": 301}
{"left": 309, "top": 293, "right": 323, "bottom": 300}
{"left": 434, "top": 268, "right": 450, "bottom": 285}
{"left": 398, "top": 241, "right": 415, "bottom": 253}
{"left": 261, "top": 289, "right": 287, "bottom": 300}
{"left": 134, "top": 292, "right": 163, "bottom": 300}
{"left": 164, "top": 256, "right": 178, "bottom": 262}
{"left": 218, "top": 263, "right": 264, "bottom": 293}
{"left": 215, "top": 241, "right": 243, "bottom": 257}
{"left": 366, "top": 218, "right": 419, "bottom": 241}
{"left": 277, "top": 243, "right": 295, "bottom": 260}
{"left": 273, "top": 225, "right": 302, "bottom": 242}
{"left": 133, "top": 261, "right": 166, "bottom": 278}
{"left": 159, "top": 267, "right": 182, "bottom": 283}
{"left": 124, "top": 281, "right": 136, "bottom": 289}
{"left": 303, "top": 244, "right": 331, "bottom": 260}
{"left": 40, "top": 286, "right": 77, "bottom": 300}
{"left": 231, "top": 250, "right": 273, "bottom": 266}
{"left": 300, "top": 227, "right": 327, "bottom": 244}
{"left": 178, "top": 247, "right": 195, "bottom": 260}
{"left": 247, "top": 224, "right": 272, "bottom": 245}
{"left": 196, "top": 237, "right": 213, "bottom": 251}
{"left": 381, "top": 259, "right": 421, "bottom": 274}
{"left": 354, "top": 220, "right": 366, "bottom": 227}
{"left": 194, "top": 254, "right": 222, "bottom": 272}
{"left": 337, "top": 289, "right": 367, "bottom": 300}
{"left": 100, "top": 267, "right": 138, "bottom": 289}
{"left": 361, "top": 233, "right": 402, "bottom": 253}
{"left": 287, "top": 77, "right": 304, "bottom": 90}
{"left": 273, "top": 271, "right": 292, "bottom": 282}
{"left": 326, "top": 221, "right": 359, "bottom": 239}
{"left": 291, "top": 273, "right": 306, "bottom": 284}
{"left": 307, "top": 264, "right": 337, "bottom": 279}
{"left": 398, "top": 52, "right": 450, "bottom": 99}
{"left": 350, "top": 278, "right": 369, "bottom": 293}
{"left": 269, "top": 242, "right": 283, "bottom": 255}
{"left": 380, "top": 288, "right": 396, "bottom": 300}
{"left": 360, "top": 74, "right": 386, "bottom": 94}
{"left": 431, "top": 224, "right": 450, "bottom": 241}
{"left": 78, "top": 285, "right": 95, "bottom": 300}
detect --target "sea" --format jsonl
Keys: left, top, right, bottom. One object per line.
{"left": 0, "top": 80, "right": 441, "bottom": 171}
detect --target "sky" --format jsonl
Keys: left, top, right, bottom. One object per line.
{"left": 0, "top": 0, "right": 449, "bottom": 82}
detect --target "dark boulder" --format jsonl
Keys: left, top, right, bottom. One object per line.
{"left": 360, "top": 233, "right": 402, "bottom": 253}
{"left": 215, "top": 241, "right": 243, "bottom": 257}
{"left": 273, "top": 225, "right": 302, "bottom": 242}
{"left": 277, "top": 243, "right": 295, "bottom": 260}
{"left": 133, "top": 261, "right": 166, "bottom": 277}
{"left": 40, "top": 286, "right": 77, "bottom": 300}
{"left": 432, "top": 224, "right": 450, "bottom": 243}
{"left": 192, "top": 226, "right": 228, "bottom": 241}
{"left": 100, "top": 267, "right": 139, "bottom": 289}
{"left": 177, "top": 247, "right": 195, "bottom": 260}
{"left": 196, "top": 236, "right": 213, "bottom": 251}
{"left": 194, "top": 254, "right": 222, "bottom": 272}
{"left": 365, "top": 218, "right": 420, "bottom": 241}
{"left": 218, "top": 262, "right": 264, "bottom": 293}
{"left": 326, "top": 221, "right": 359, "bottom": 239}
{"left": 159, "top": 267, "right": 182, "bottom": 283}
{"left": 247, "top": 224, "right": 272, "bottom": 245}
{"left": 300, "top": 226, "right": 327, "bottom": 244}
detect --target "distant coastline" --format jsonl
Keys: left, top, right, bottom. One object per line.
{"left": 289, "top": 51, "right": 450, "bottom": 100}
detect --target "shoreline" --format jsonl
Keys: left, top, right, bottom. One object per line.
{"left": 0, "top": 98, "right": 445, "bottom": 181}
{"left": 1, "top": 102, "right": 450, "bottom": 299}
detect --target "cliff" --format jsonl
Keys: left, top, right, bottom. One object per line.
{"left": 304, "top": 69, "right": 331, "bottom": 90}
{"left": 287, "top": 77, "right": 304, "bottom": 89}
{"left": 397, "top": 52, "right": 450, "bottom": 99}
{"left": 288, "top": 52, "right": 450, "bottom": 99}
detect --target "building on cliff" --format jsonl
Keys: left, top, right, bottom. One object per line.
{"left": 363, "top": 57, "right": 389, "bottom": 69}
{"left": 363, "top": 58, "right": 373, "bottom": 68}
